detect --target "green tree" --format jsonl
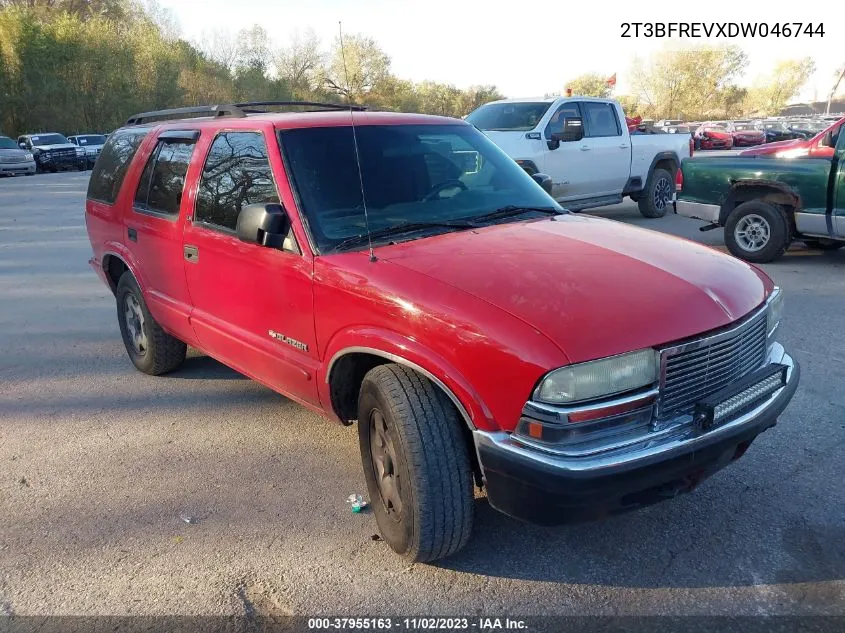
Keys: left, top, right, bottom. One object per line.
{"left": 565, "top": 73, "right": 612, "bottom": 98}
{"left": 744, "top": 58, "right": 816, "bottom": 116}
{"left": 630, "top": 45, "right": 748, "bottom": 120}
{"left": 323, "top": 33, "right": 390, "bottom": 102}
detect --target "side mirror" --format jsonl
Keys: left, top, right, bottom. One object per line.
{"left": 236, "top": 203, "right": 291, "bottom": 248}
{"left": 531, "top": 173, "right": 553, "bottom": 195}
{"left": 19, "top": 143, "right": 26, "bottom": 149}
{"left": 547, "top": 117, "right": 584, "bottom": 150}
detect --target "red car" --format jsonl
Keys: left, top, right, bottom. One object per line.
{"left": 694, "top": 123, "right": 734, "bottom": 150}
{"left": 85, "top": 102, "right": 798, "bottom": 562}
{"left": 740, "top": 116, "right": 844, "bottom": 158}
{"left": 728, "top": 123, "right": 766, "bottom": 147}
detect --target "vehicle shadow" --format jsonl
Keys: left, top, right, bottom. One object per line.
{"left": 170, "top": 353, "right": 247, "bottom": 381}
{"left": 437, "top": 472, "right": 845, "bottom": 589}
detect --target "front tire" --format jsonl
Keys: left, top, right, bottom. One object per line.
{"left": 116, "top": 272, "right": 186, "bottom": 375}
{"left": 358, "top": 364, "right": 474, "bottom": 562}
{"left": 803, "top": 238, "right": 844, "bottom": 251}
{"left": 724, "top": 201, "right": 790, "bottom": 263}
{"left": 638, "top": 167, "right": 674, "bottom": 218}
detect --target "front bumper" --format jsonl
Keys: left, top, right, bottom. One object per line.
{"left": 0, "top": 160, "right": 36, "bottom": 175}
{"left": 474, "top": 344, "right": 799, "bottom": 525}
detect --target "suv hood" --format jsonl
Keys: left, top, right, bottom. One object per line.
{"left": 380, "top": 215, "right": 769, "bottom": 363}
{"left": 0, "top": 148, "right": 30, "bottom": 159}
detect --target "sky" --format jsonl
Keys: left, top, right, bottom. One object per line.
{"left": 155, "top": 0, "right": 843, "bottom": 103}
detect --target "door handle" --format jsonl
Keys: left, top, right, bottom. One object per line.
{"left": 619, "top": 144, "right": 629, "bottom": 149}
{"left": 127, "top": 227, "right": 137, "bottom": 242}
{"left": 183, "top": 245, "right": 199, "bottom": 263}
{"left": 580, "top": 145, "right": 591, "bottom": 151}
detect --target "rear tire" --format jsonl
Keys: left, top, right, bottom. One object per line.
{"left": 116, "top": 272, "right": 186, "bottom": 375}
{"left": 638, "top": 167, "right": 674, "bottom": 218}
{"left": 357, "top": 364, "right": 474, "bottom": 562}
{"left": 724, "top": 201, "right": 790, "bottom": 263}
{"left": 803, "top": 238, "right": 844, "bottom": 251}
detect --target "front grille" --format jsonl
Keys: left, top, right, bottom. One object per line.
{"left": 51, "top": 149, "right": 76, "bottom": 161}
{"left": 6, "top": 155, "right": 30, "bottom": 163}
{"left": 658, "top": 311, "right": 768, "bottom": 418}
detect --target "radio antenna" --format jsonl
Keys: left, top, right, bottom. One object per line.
{"left": 338, "top": 21, "right": 376, "bottom": 263}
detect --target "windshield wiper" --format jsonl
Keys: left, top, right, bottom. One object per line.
{"left": 464, "top": 205, "right": 562, "bottom": 224}
{"left": 331, "top": 220, "right": 476, "bottom": 252}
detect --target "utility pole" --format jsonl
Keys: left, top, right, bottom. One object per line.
{"left": 826, "top": 64, "right": 845, "bottom": 114}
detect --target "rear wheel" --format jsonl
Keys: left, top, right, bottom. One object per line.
{"left": 803, "top": 238, "right": 844, "bottom": 251}
{"left": 116, "top": 272, "right": 186, "bottom": 375}
{"left": 357, "top": 364, "right": 474, "bottom": 562}
{"left": 724, "top": 201, "right": 790, "bottom": 263}
{"left": 638, "top": 167, "right": 674, "bottom": 218}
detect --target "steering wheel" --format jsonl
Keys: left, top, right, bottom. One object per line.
{"left": 422, "top": 179, "right": 467, "bottom": 201}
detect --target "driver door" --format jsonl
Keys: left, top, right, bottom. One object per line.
{"left": 833, "top": 131, "right": 845, "bottom": 237}
{"left": 543, "top": 102, "right": 595, "bottom": 200}
{"left": 181, "top": 127, "right": 320, "bottom": 408}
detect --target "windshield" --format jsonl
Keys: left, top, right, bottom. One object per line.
{"left": 279, "top": 124, "right": 561, "bottom": 253}
{"left": 77, "top": 135, "right": 106, "bottom": 145}
{"left": 465, "top": 102, "right": 551, "bottom": 131}
{"left": 0, "top": 136, "right": 18, "bottom": 150}
{"left": 734, "top": 125, "right": 758, "bottom": 131}
{"left": 764, "top": 123, "right": 787, "bottom": 131}
{"left": 30, "top": 133, "right": 69, "bottom": 145}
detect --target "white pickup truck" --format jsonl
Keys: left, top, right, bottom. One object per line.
{"left": 466, "top": 97, "right": 693, "bottom": 217}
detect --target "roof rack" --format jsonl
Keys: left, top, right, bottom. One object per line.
{"left": 126, "top": 105, "right": 247, "bottom": 126}
{"left": 233, "top": 101, "right": 368, "bottom": 113}
{"left": 125, "top": 101, "right": 368, "bottom": 126}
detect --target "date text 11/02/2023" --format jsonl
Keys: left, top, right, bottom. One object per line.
{"left": 307, "top": 617, "right": 528, "bottom": 630}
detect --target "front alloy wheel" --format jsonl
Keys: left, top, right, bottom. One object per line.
{"left": 724, "top": 200, "right": 790, "bottom": 263}
{"left": 733, "top": 213, "right": 771, "bottom": 252}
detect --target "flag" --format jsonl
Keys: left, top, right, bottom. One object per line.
{"left": 606, "top": 73, "right": 617, "bottom": 87}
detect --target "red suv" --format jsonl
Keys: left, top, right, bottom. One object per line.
{"left": 85, "top": 102, "right": 799, "bottom": 562}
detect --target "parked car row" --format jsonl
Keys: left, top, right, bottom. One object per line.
{"left": 0, "top": 131, "right": 108, "bottom": 176}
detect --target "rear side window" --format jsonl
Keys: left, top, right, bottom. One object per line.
{"left": 194, "top": 132, "right": 279, "bottom": 232}
{"left": 87, "top": 128, "right": 149, "bottom": 204}
{"left": 133, "top": 140, "right": 196, "bottom": 217}
{"left": 582, "top": 102, "right": 622, "bottom": 137}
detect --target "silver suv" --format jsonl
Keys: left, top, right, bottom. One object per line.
{"left": 0, "top": 135, "right": 36, "bottom": 176}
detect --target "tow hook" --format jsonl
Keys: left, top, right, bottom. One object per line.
{"left": 699, "top": 223, "right": 721, "bottom": 232}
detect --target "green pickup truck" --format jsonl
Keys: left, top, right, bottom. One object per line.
{"left": 675, "top": 130, "right": 845, "bottom": 262}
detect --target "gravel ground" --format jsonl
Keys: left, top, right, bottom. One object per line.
{"left": 1, "top": 171, "right": 843, "bottom": 621}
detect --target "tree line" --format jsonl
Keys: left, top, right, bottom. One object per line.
{"left": 564, "top": 48, "right": 818, "bottom": 121}
{"left": 0, "top": 0, "right": 502, "bottom": 136}
{"left": 0, "top": 1, "right": 827, "bottom": 138}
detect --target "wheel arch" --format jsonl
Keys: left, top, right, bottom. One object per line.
{"left": 719, "top": 180, "right": 800, "bottom": 226}
{"left": 325, "top": 345, "right": 479, "bottom": 432}
{"left": 646, "top": 151, "right": 680, "bottom": 182}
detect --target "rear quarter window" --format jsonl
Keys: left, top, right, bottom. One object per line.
{"left": 87, "top": 128, "right": 150, "bottom": 204}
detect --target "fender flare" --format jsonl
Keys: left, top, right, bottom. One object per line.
{"left": 320, "top": 327, "right": 497, "bottom": 432}
{"left": 720, "top": 180, "right": 802, "bottom": 225}
{"left": 646, "top": 151, "right": 681, "bottom": 183}
{"left": 100, "top": 242, "right": 150, "bottom": 295}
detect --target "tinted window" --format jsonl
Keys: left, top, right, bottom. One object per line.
{"left": 465, "top": 102, "right": 551, "bottom": 131}
{"left": 280, "top": 124, "right": 561, "bottom": 253}
{"left": 87, "top": 128, "right": 150, "bottom": 204}
{"left": 582, "top": 102, "right": 621, "bottom": 137}
{"left": 195, "top": 132, "right": 279, "bottom": 231}
{"left": 133, "top": 141, "right": 195, "bottom": 217}
{"left": 544, "top": 102, "right": 582, "bottom": 139}
{"left": 78, "top": 135, "right": 106, "bottom": 145}
{"left": 30, "top": 133, "right": 69, "bottom": 145}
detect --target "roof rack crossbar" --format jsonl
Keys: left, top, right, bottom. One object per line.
{"left": 233, "top": 101, "right": 368, "bottom": 112}
{"left": 125, "top": 104, "right": 247, "bottom": 126}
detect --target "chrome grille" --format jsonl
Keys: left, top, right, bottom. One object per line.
{"left": 658, "top": 311, "right": 768, "bottom": 418}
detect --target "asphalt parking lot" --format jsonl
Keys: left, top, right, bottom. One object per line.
{"left": 1, "top": 171, "right": 843, "bottom": 620}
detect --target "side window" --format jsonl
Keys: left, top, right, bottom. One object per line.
{"left": 133, "top": 140, "right": 195, "bottom": 217}
{"left": 582, "top": 102, "right": 622, "bottom": 137}
{"left": 544, "top": 103, "right": 582, "bottom": 139}
{"left": 87, "top": 128, "right": 150, "bottom": 204}
{"left": 195, "top": 132, "right": 280, "bottom": 232}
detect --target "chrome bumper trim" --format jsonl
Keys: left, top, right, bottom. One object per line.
{"left": 474, "top": 343, "right": 795, "bottom": 475}
{"left": 676, "top": 200, "right": 720, "bottom": 223}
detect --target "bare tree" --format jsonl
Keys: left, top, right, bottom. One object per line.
{"left": 275, "top": 28, "right": 322, "bottom": 98}
{"left": 196, "top": 28, "right": 240, "bottom": 73}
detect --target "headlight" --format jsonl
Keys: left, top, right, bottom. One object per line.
{"left": 534, "top": 349, "right": 658, "bottom": 405}
{"left": 24, "top": 152, "right": 33, "bottom": 160}
{"left": 767, "top": 287, "right": 783, "bottom": 341}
